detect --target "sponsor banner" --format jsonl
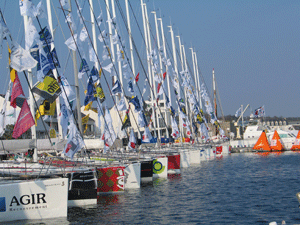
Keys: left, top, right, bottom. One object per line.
{"left": 96, "top": 167, "right": 125, "bottom": 193}
{"left": 153, "top": 157, "right": 168, "bottom": 178}
{"left": 167, "top": 154, "right": 181, "bottom": 170}
{"left": 124, "top": 163, "right": 141, "bottom": 189}
{"left": 0, "top": 178, "right": 68, "bottom": 222}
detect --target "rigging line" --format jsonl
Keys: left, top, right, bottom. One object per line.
{"left": 34, "top": 16, "right": 92, "bottom": 158}
{"left": 116, "top": 0, "right": 170, "bottom": 131}
{"left": 61, "top": 1, "right": 129, "bottom": 147}
{"left": 0, "top": 10, "right": 56, "bottom": 150}
{"left": 215, "top": 79, "right": 225, "bottom": 121}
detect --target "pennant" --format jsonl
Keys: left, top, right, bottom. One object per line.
{"left": 104, "top": 105, "right": 116, "bottom": 144}
{"left": 102, "top": 45, "right": 110, "bottom": 60}
{"left": 142, "top": 127, "right": 152, "bottom": 143}
{"left": 10, "top": 41, "right": 37, "bottom": 72}
{"left": 235, "top": 107, "right": 242, "bottom": 118}
{"left": 60, "top": 75, "right": 75, "bottom": 102}
{"left": 78, "top": 58, "right": 89, "bottom": 79}
{"left": 65, "top": 34, "right": 78, "bottom": 51}
{"left": 95, "top": 82, "right": 106, "bottom": 103}
{"left": 82, "top": 114, "right": 90, "bottom": 125}
{"left": 129, "top": 96, "right": 141, "bottom": 112}
{"left": 128, "top": 129, "right": 136, "bottom": 150}
{"left": 117, "top": 96, "right": 127, "bottom": 111}
{"left": 25, "top": 17, "right": 38, "bottom": 50}
{"left": 135, "top": 73, "right": 140, "bottom": 83}
{"left": 111, "top": 80, "right": 122, "bottom": 95}
{"left": 98, "top": 30, "right": 107, "bottom": 42}
{"left": 12, "top": 100, "right": 35, "bottom": 139}
{"left": 171, "top": 116, "right": 180, "bottom": 138}
{"left": 63, "top": 122, "right": 85, "bottom": 159}
{"left": 122, "top": 62, "right": 132, "bottom": 80}
{"left": 0, "top": 83, "right": 11, "bottom": 136}
{"left": 35, "top": 100, "right": 56, "bottom": 125}
{"left": 163, "top": 72, "right": 167, "bottom": 80}
{"left": 59, "top": 99, "right": 70, "bottom": 137}
{"left": 127, "top": 80, "right": 135, "bottom": 94}
{"left": 84, "top": 101, "right": 93, "bottom": 111}
{"left": 102, "top": 63, "right": 114, "bottom": 73}
{"left": 138, "top": 111, "right": 148, "bottom": 128}
{"left": 142, "top": 79, "right": 148, "bottom": 96}
{"left": 10, "top": 72, "right": 25, "bottom": 108}
{"left": 89, "top": 43, "right": 97, "bottom": 63}
{"left": 79, "top": 27, "right": 88, "bottom": 42}
{"left": 84, "top": 77, "right": 96, "bottom": 106}
{"left": 19, "top": 0, "right": 35, "bottom": 17}
{"left": 121, "top": 110, "right": 131, "bottom": 130}
{"left": 32, "top": 73, "right": 61, "bottom": 103}
{"left": 39, "top": 26, "right": 53, "bottom": 46}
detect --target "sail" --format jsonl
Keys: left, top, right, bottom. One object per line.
{"left": 253, "top": 131, "right": 271, "bottom": 151}
{"left": 270, "top": 130, "right": 283, "bottom": 151}
{"left": 291, "top": 130, "right": 300, "bottom": 150}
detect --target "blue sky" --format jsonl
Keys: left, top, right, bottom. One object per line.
{"left": 0, "top": 0, "right": 299, "bottom": 118}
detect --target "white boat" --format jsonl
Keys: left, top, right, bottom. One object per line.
{"left": 0, "top": 177, "right": 68, "bottom": 222}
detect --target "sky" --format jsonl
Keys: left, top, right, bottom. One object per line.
{"left": 0, "top": 0, "right": 299, "bottom": 118}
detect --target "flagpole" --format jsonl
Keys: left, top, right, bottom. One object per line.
{"left": 46, "top": 0, "right": 63, "bottom": 139}
{"left": 194, "top": 52, "right": 202, "bottom": 109}
{"left": 22, "top": 15, "right": 37, "bottom": 162}
{"left": 67, "top": 0, "right": 82, "bottom": 133}
{"left": 241, "top": 104, "right": 244, "bottom": 131}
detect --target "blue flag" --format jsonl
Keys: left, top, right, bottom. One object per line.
{"left": 129, "top": 96, "right": 141, "bottom": 112}
{"left": 84, "top": 77, "right": 96, "bottom": 106}
{"left": 112, "top": 80, "right": 122, "bottom": 95}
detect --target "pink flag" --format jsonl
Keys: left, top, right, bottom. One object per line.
{"left": 10, "top": 72, "right": 25, "bottom": 108}
{"left": 12, "top": 100, "right": 34, "bottom": 139}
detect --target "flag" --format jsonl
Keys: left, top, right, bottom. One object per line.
{"left": 10, "top": 72, "right": 25, "bottom": 108}
{"left": 95, "top": 82, "right": 105, "bottom": 103}
{"left": 135, "top": 73, "right": 140, "bottom": 82}
{"left": 79, "top": 27, "right": 88, "bottom": 42}
{"left": 19, "top": 0, "right": 35, "bottom": 17}
{"left": 78, "top": 58, "right": 89, "bottom": 79}
{"left": 35, "top": 100, "right": 56, "bottom": 125}
{"left": 138, "top": 111, "right": 148, "bottom": 128}
{"left": 254, "top": 106, "right": 265, "bottom": 118}
{"left": 129, "top": 96, "right": 141, "bottom": 112}
{"left": 65, "top": 34, "right": 78, "bottom": 51}
{"left": 121, "top": 108, "right": 131, "bottom": 130}
{"left": 84, "top": 101, "right": 93, "bottom": 111}
{"left": 39, "top": 26, "right": 53, "bottom": 46}
{"left": 104, "top": 106, "right": 117, "bottom": 144}
{"left": 102, "top": 63, "right": 114, "bottom": 73}
{"left": 32, "top": 73, "right": 61, "bottom": 103}
{"left": 127, "top": 80, "right": 135, "bottom": 94}
{"left": 111, "top": 80, "right": 122, "bottom": 95}
{"left": 25, "top": 17, "right": 38, "bottom": 50}
{"left": 163, "top": 72, "right": 167, "bottom": 80}
{"left": 0, "top": 83, "right": 11, "bottom": 136}
{"left": 82, "top": 114, "right": 89, "bottom": 125}
{"left": 142, "top": 79, "right": 148, "bottom": 97}
{"left": 39, "top": 44, "right": 55, "bottom": 76}
{"left": 235, "top": 107, "right": 242, "bottom": 118}
{"left": 12, "top": 100, "right": 35, "bottom": 139}
{"left": 157, "top": 82, "right": 163, "bottom": 96}
{"left": 89, "top": 43, "right": 97, "bottom": 63}
{"left": 10, "top": 41, "right": 37, "bottom": 72}
{"left": 60, "top": 75, "right": 75, "bottom": 102}
{"left": 84, "top": 77, "right": 96, "bottom": 106}
{"left": 117, "top": 96, "right": 127, "bottom": 111}
{"left": 63, "top": 122, "right": 85, "bottom": 159}
{"left": 59, "top": 99, "right": 70, "bottom": 138}
{"left": 142, "top": 127, "right": 152, "bottom": 143}
{"left": 128, "top": 129, "right": 136, "bottom": 150}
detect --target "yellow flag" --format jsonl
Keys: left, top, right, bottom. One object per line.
{"left": 84, "top": 124, "right": 88, "bottom": 134}
{"left": 35, "top": 100, "right": 56, "bottom": 125}
{"left": 99, "top": 68, "right": 102, "bottom": 78}
{"left": 8, "top": 44, "right": 16, "bottom": 82}
{"left": 84, "top": 101, "right": 92, "bottom": 111}
{"left": 82, "top": 114, "right": 90, "bottom": 125}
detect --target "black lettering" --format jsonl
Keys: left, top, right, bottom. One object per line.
{"left": 10, "top": 196, "right": 20, "bottom": 206}
{"left": 36, "top": 193, "right": 46, "bottom": 204}
{"left": 20, "top": 195, "right": 30, "bottom": 205}
{"left": 31, "top": 194, "right": 35, "bottom": 204}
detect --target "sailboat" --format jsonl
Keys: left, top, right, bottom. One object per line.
{"left": 270, "top": 130, "right": 284, "bottom": 151}
{"left": 253, "top": 131, "right": 271, "bottom": 151}
{"left": 291, "top": 130, "right": 300, "bottom": 151}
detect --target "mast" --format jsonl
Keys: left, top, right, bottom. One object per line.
{"left": 213, "top": 68, "right": 217, "bottom": 118}
{"left": 194, "top": 52, "right": 202, "bottom": 108}
{"left": 68, "top": 0, "right": 82, "bottom": 133}
{"left": 181, "top": 44, "right": 191, "bottom": 126}
{"left": 89, "top": 0, "right": 99, "bottom": 70}
{"left": 143, "top": 3, "right": 161, "bottom": 141}
{"left": 141, "top": 0, "right": 158, "bottom": 138}
{"left": 46, "top": 0, "right": 63, "bottom": 139}
{"left": 190, "top": 48, "right": 198, "bottom": 101}
{"left": 152, "top": 11, "right": 169, "bottom": 139}
{"left": 22, "top": 15, "right": 37, "bottom": 162}
{"left": 169, "top": 26, "right": 183, "bottom": 139}
{"left": 125, "top": 0, "right": 135, "bottom": 76}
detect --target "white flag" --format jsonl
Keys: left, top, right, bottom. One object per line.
{"left": 128, "top": 129, "right": 136, "bottom": 150}
{"left": 117, "top": 96, "right": 127, "bottom": 111}
{"left": 102, "top": 63, "right": 114, "bottom": 73}
{"left": 235, "top": 107, "right": 242, "bottom": 118}
{"left": 63, "top": 121, "right": 85, "bottom": 159}
{"left": 104, "top": 105, "right": 116, "bottom": 144}
{"left": 79, "top": 27, "right": 88, "bottom": 42}
{"left": 19, "top": 0, "right": 35, "bottom": 17}
{"left": 0, "top": 82, "right": 11, "bottom": 137}
{"left": 10, "top": 41, "right": 37, "bottom": 72}
{"left": 89, "top": 43, "right": 97, "bottom": 63}
{"left": 98, "top": 30, "right": 107, "bottom": 43}
{"left": 59, "top": 99, "right": 70, "bottom": 138}
{"left": 142, "top": 127, "right": 152, "bottom": 143}
{"left": 65, "top": 34, "right": 78, "bottom": 51}
{"left": 25, "top": 17, "right": 38, "bottom": 50}
{"left": 34, "top": 1, "right": 47, "bottom": 18}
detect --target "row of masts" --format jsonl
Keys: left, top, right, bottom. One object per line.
{"left": 5, "top": 0, "right": 222, "bottom": 162}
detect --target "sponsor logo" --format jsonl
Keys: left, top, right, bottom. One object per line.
{"left": 0, "top": 197, "right": 6, "bottom": 212}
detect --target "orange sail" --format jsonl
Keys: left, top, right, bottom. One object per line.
{"left": 253, "top": 131, "right": 271, "bottom": 151}
{"left": 270, "top": 130, "right": 283, "bottom": 151}
{"left": 291, "top": 130, "right": 300, "bottom": 150}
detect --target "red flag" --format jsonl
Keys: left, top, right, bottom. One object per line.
{"left": 12, "top": 100, "right": 35, "bottom": 139}
{"left": 10, "top": 72, "right": 25, "bottom": 108}
{"left": 130, "top": 142, "right": 135, "bottom": 149}
{"left": 163, "top": 72, "right": 166, "bottom": 80}
{"left": 157, "top": 83, "right": 162, "bottom": 93}
{"left": 135, "top": 73, "right": 139, "bottom": 82}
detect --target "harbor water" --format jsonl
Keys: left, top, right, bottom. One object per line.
{"left": 7, "top": 151, "right": 300, "bottom": 224}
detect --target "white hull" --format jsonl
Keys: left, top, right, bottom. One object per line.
{"left": 0, "top": 177, "right": 68, "bottom": 222}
